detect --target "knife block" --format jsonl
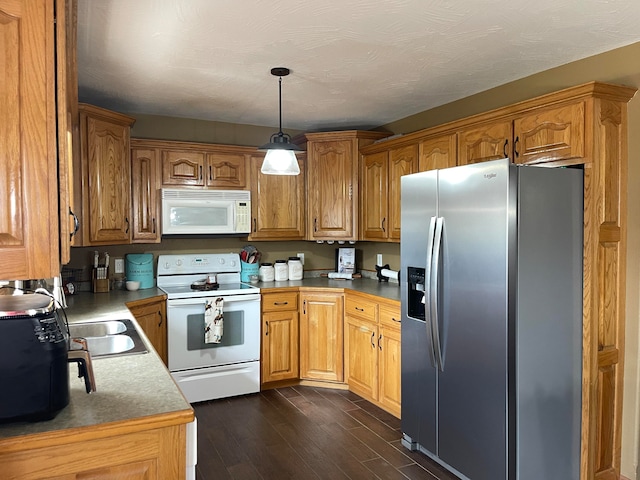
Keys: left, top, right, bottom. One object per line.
{"left": 92, "top": 269, "right": 110, "bottom": 293}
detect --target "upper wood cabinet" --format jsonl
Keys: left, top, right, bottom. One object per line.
{"left": 249, "top": 154, "right": 306, "bottom": 241}
{"left": 131, "top": 145, "right": 160, "bottom": 243}
{"left": 301, "top": 131, "right": 389, "bottom": 241}
{"left": 74, "top": 104, "right": 135, "bottom": 246}
{"left": 159, "top": 141, "right": 249, "bottom": 189}
{"left": 0, "top": 0, "right": 61, "bottom": 279}
{"left": 360, "top": 145, "right": 416, "bottom": 242}
{"left": 418, "top": 133, "right": 457, "bottom": 172}
{"left": 458, "top": 103, "right": 586, "bottom": 166}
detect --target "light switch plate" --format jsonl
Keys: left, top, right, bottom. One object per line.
{"left": 114, "top": 258, "right": 125, "bottom": 274}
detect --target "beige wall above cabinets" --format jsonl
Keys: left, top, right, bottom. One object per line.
{"left": 72, "top": 104, "right": 135, "bottom": 246}
{"left": 0, "top": 0, "right": 72, "bottom": 280}
{"left": 297, "top": 131, "right": 390, "bottom": 242}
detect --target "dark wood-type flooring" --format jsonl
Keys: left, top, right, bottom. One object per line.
{"left": 194, "top": 386, "right": 458, "bottom": 480}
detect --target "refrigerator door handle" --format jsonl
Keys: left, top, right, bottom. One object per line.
{"left": 425, "top": 216, "right": 437, "bottom": 367}
{"left": 431, "top": 216, "right": 445, "bottom": 371}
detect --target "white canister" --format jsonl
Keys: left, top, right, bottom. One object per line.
{"left": 259, "top": 263, "right": 275, "bottom": 282}
{"left": 288, "top": 256, "right": 303, "bottom": 281}
{"left": 274, "top": 260, "right": 289, "bottom": 281}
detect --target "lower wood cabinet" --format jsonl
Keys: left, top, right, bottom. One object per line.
{"left": 127, "top": 296, "right": 167, "bottom": 365}
{"left": 344, "top": 292, "right": 401, "bottom": 417}
{"left": 261, "top": 291, "right": 299, "bottom": 384}
{"left": 299, "top": 290, "right": 344, "bottom": 382}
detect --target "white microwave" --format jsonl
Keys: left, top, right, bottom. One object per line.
{"left": 161, "top": 189, "right": 251, "bottom": 235}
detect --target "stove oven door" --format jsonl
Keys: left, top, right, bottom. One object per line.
{"left": 167, "top": 293, "right": 260, "bottom": 371}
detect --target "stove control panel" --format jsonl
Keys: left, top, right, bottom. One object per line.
{"left": 158, "top": 253, "right": 240, "bottom": 275}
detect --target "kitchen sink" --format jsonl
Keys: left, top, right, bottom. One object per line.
{"left": 68, "top": 318, "right": 148, "bottom": 358}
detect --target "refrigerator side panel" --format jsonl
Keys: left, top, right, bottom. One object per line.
{"left": 516, "top": 166, "right": 583, "bottom": 480}
{"left": 401, "top": 170, "right": 438, "bottom": 454}
{"left": 436, "top": 159, "right": 511, "bottom": 480}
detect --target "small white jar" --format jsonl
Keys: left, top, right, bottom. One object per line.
{"left": 259, "top": 263, "right": 275, "bottom": 282}
{"left": 288, "top": 256, "right": 303, "bottom": 281}
{"left": 274, "top": 260, "right": 289, "bottom": 281}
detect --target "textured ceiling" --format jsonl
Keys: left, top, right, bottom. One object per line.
{"left": 77, "top": 0, "right": 640, "bottom": 132}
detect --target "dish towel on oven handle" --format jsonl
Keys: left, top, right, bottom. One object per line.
{"left": 204, "top": 297, "right": 223, "bottom": 343}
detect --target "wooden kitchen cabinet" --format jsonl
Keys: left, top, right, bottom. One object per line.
{"left": 418, "top": 133, "right": 457, "bottom": 172}
{"left": 158, "top": 141, "right": 249, "bottom": 189}
{"left": 301, "top": 131, "right": 389, "bottom": 241}
{"left": 127, "top": 296, "right": 167, "bottom": 365}
{"left": 458, "top": 103, "right": 585, "bottom": 166}
{"left": 360, "top": 144, "right": 416, "bottom": 242}
{"left": 344, "top": 292, "right": 401, "bottom": 417}
{"left": 0, "top": 0, "right": 61, "bottom": 279}
{"left": 131, "top": 145, "right": 161, "bottom": 243}
{"left": 249, "top": 154, "right": 306, "bottom": 240}
{"left": 74, "top": 104, "right": 135, "bottom": 246}
{"left": 299, "top": 290, "right": 344, "bottom": 382}
{"left": 261, "top": 291, "right": 299, "bottom": 384}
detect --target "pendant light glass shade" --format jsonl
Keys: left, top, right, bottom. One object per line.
{"left": 259, "top": 68, "right": 302, "bottom": 175}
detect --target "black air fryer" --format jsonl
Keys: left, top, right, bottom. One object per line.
{"left": 0, "top": 293, "right": 70, "bottom": 421}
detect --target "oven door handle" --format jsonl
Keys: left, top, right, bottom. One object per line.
{"left": 166, "top": 294, "right": 261, "bottom": 306}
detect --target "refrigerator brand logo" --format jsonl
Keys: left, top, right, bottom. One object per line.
{"left": 484, "top": 172, "right": 497, "bottom": 180}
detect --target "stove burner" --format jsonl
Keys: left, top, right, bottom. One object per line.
{"left": 190, "top": 281, "right": 219, "bottom": 291}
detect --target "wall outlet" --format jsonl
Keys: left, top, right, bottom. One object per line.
{"left": 114, "top": 258, "right": 125, "bottom": 274}
{"left": 297, "top": 253, "right": 305, "bottom": 265}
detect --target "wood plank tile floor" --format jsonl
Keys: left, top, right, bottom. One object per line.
{"left": 194, "top": 386, "right": 459, "bottom": 480}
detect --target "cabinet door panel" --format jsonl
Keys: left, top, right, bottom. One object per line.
{"left": 128, "top": 298, "right": 167, "bottom": 365}
{"left": 250, "top": 155, "right": 305, "bottom": 240}
{"left": 419, "top": 133, "right": 457, "bottom": 172}
{"left": 131, "top": 148, "right": 160, "bottom": 243}
{"left": 513, "top": 102, "right": 585, "bottom": 165}
{"left": 0, "top": 0, "right": 59, "bottom": 279}
{"left": 458, "top": 120, "right": 512, "bottom": 165}
{"left": 161, "top": 150, "right": 205, "bottom": 186}
{"left": 299, "top": 292, "right": 344, "bottom": 382}
{"left": 345, "top": 316, "right": 378, "bottom": 400}
{"left": 86, "top": 117, "right": 131, "bottom": 244}
{"left": 360, "top": 152, "right": 388, "bottom": 240}
{"left": 206, "top": 153, "right": 247, "bottom": 188}
{"left": 379, "top": 325, "right": 401, "bottom": 417}
{"left": 389, "top": 145, "right": 417, "bottom": 240}
{"left": 262, "top": 310, "right": 299, "bottom": 382}
{"left": 309, "top": 140, "right": 355, "bottom": 238}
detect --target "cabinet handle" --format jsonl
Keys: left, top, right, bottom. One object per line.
{"left": 370, "top": 331, "right": 375, "bottom": 348}
{"left": 355, "top": 307, "right": 365, "bottom": 312}
{"left": 381, "top": 217, "right": 386, "bottom": 232}
{"left": 303, "top": 300, "right": 306, "bottom": 315}
{"left": 69, "top": 207, "right": 79, "bottom": 240}
{"left": 349, "top": 183, "right": 353, "bottom": 200}
{"left": 253, "top": 218, "right": 257, "bottom": 233}
{"left": 314, "top": 218, "right": 318, "bottom": 232}
{"left": 514, "top": 136, "right": 520, "bottom": 159}
{"left": 265, "top": 321, "right": 269, "bottom": 336}
{"left": 199, "top": 165, "right": 203, "bottom": 180}
{"left": 503, "top": 139, "right": 509, "bottom": 158}
{"left": 209, "top": 165, "right": 213, "bottom": 182}
{"left": 378, "top": 334, "right": 383, "bottom": 350}
{"left": 152, "top": 217, "right": 156, "bottom": 234}
{"left": 274, "top": 302, "right": 289, "bottom": 306}
{"left": 157, "top": 311, "right": 163, "bottom": 327}
{"left": 125, "top": 217, "right": 130, "bottom": 234}
{"left": 391, "top": 317, "right": 401, "bottom": 323}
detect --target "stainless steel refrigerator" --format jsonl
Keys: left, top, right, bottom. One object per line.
{"left": 400, "top": 159, "right": 582, "bottom": 480}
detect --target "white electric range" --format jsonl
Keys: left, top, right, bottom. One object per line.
{"left": 156, "top": 253, "right": 261, "bottom": 403}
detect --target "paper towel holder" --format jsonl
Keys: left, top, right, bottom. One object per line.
{"left": 376, "top": 264, "right": 400, "bottom": 283}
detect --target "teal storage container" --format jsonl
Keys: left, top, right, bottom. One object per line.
{"left": 125, "top": 253, "right": 154, "bottom": 289}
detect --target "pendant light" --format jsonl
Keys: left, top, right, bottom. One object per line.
{"left": 259, "top": 67, "right": 302, "bottom": 175}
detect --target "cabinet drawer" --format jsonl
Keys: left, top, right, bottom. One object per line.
{"left": 379, "top": 303, "right": 401, "bottom": 330}
{"left": 345, "top": 295, "right": 378, "bottom": 322}
{"left": 262, "top": 292, "right": 298, "bottom": 312}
